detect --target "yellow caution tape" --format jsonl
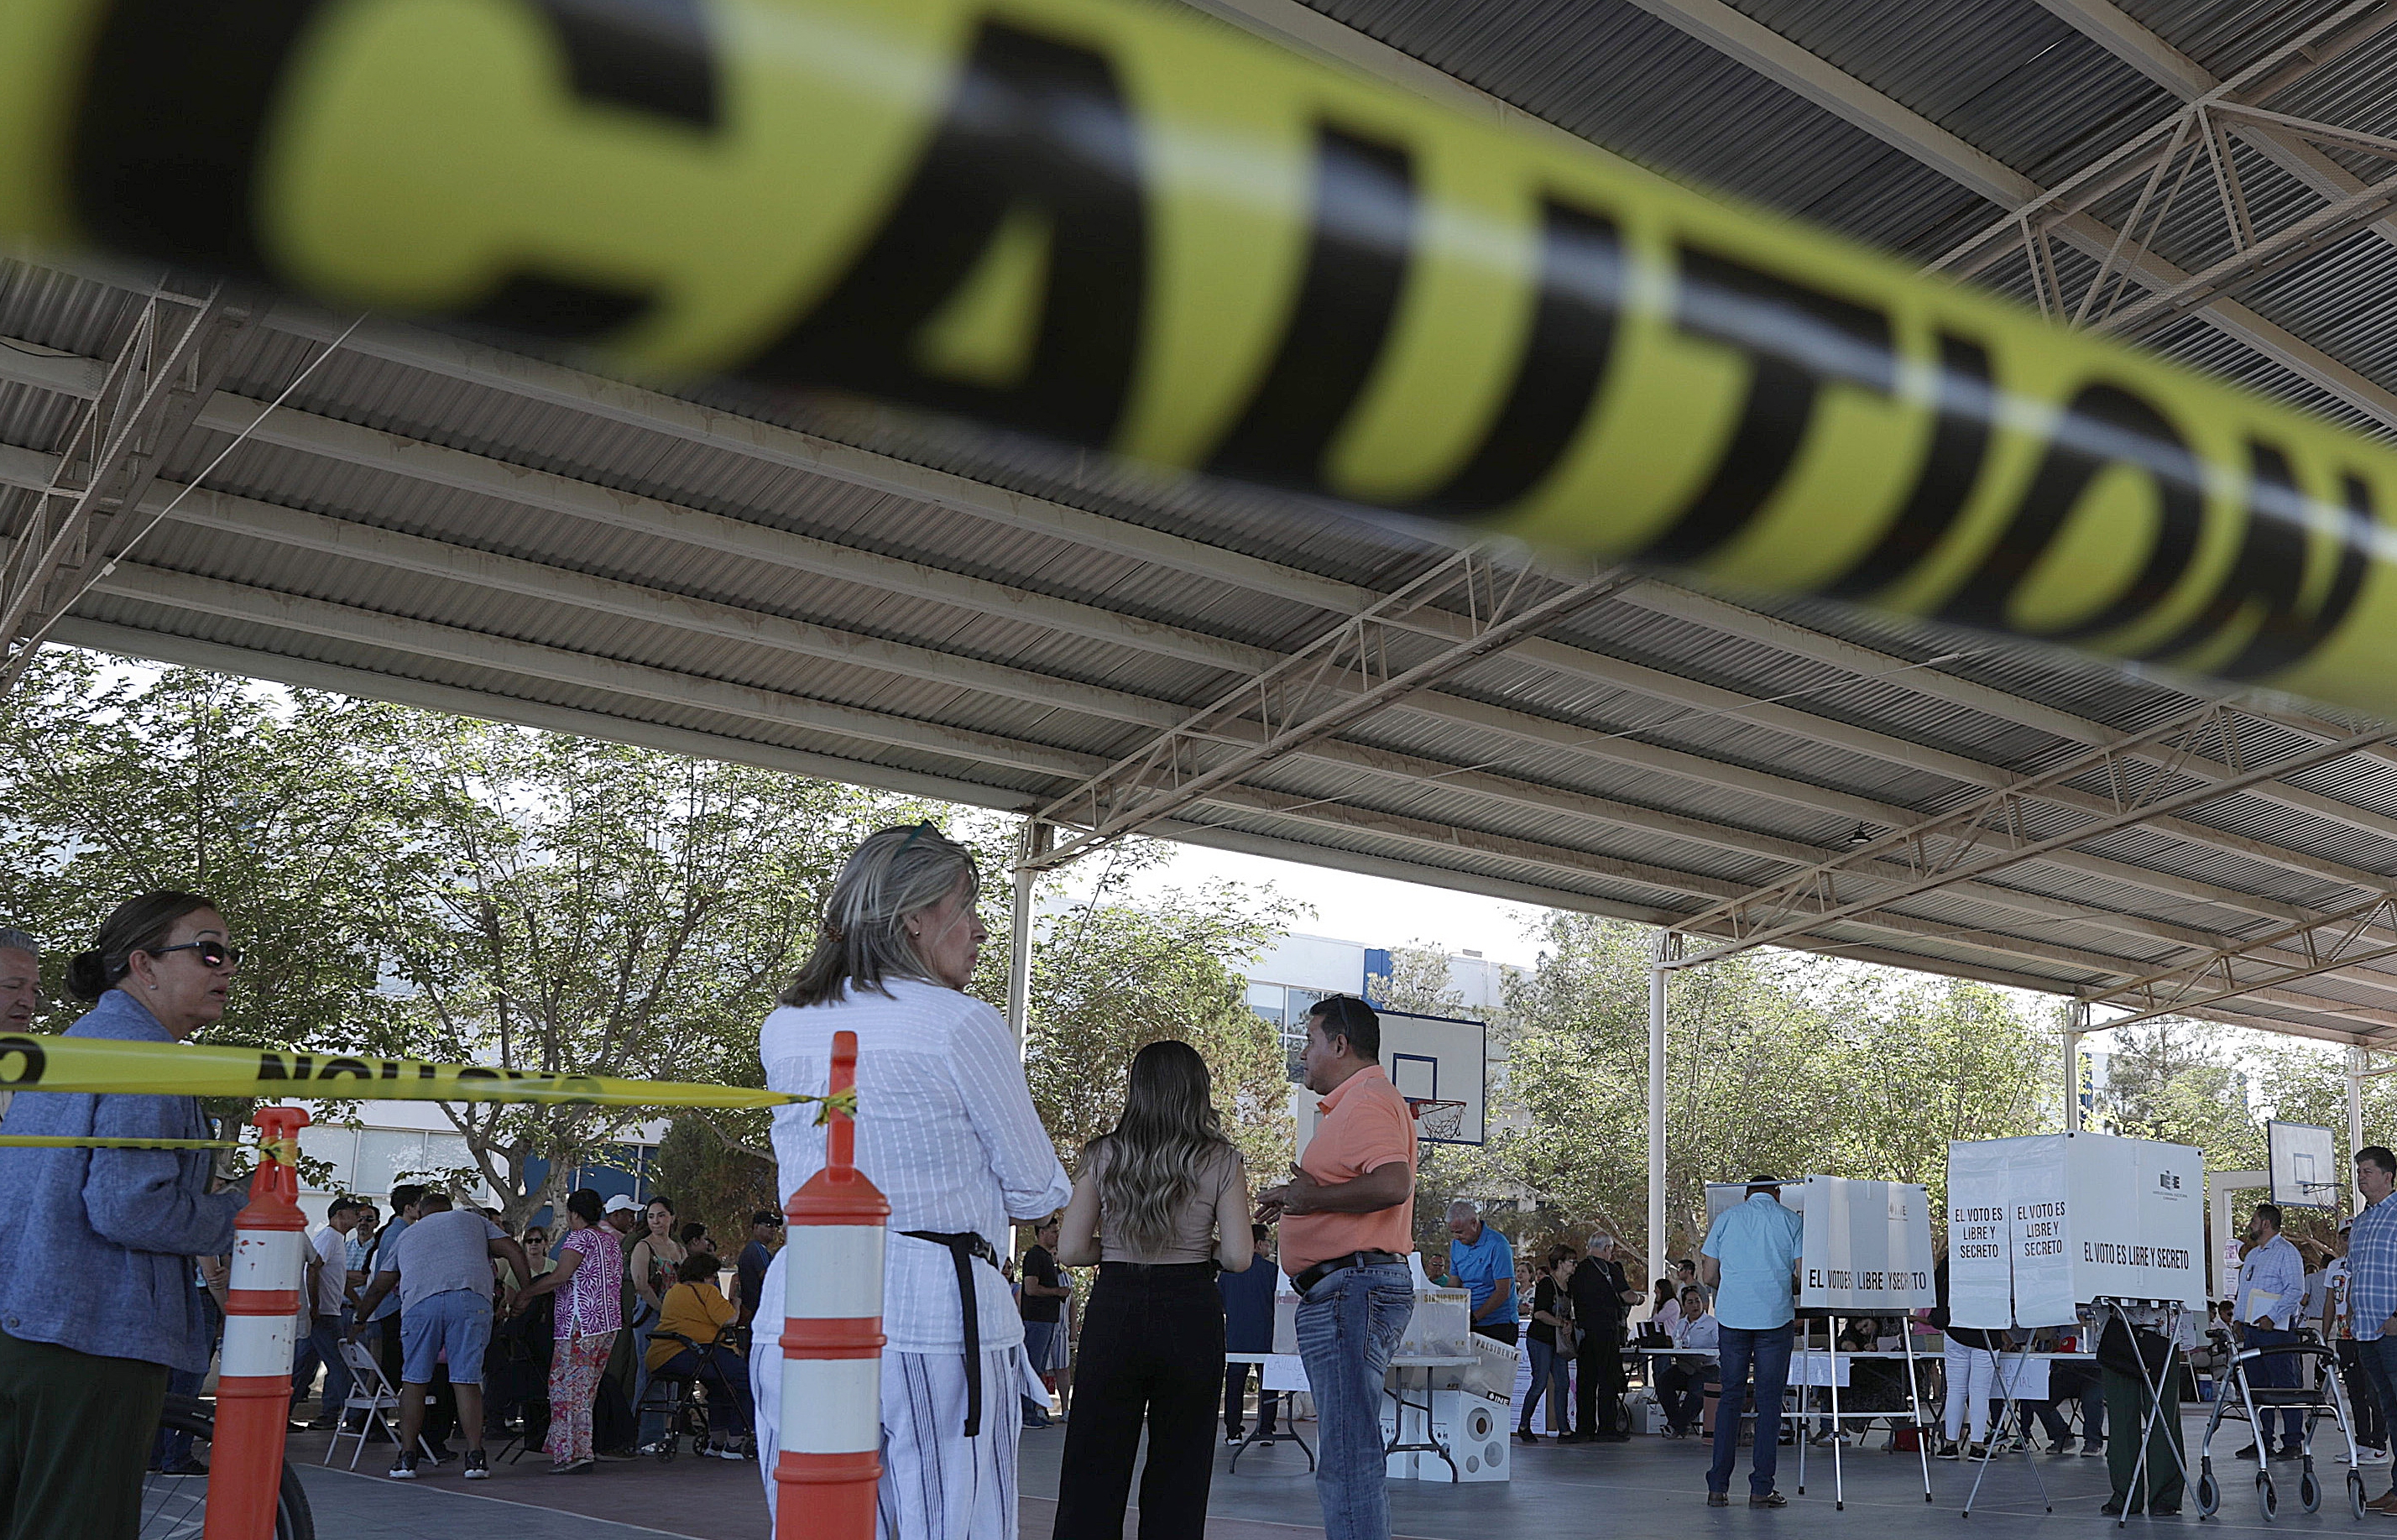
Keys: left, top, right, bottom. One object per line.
{"left": 0, "top": 1135, "right": 241, "bottom": 1150}
{"left": 0, "top": 1032, "right": 843, "bottom": 1113}
{"left": 0, "top": 0, "right": 2391, "bottom": 708}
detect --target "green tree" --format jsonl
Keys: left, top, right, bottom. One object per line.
{"left": 352, "top": 715, "right": 968, "bottom": 1226}
{"left": 2091, "top": 1020, "right": 2266, "bottom": 1173}
{"left": 1023, "top": 860, "right": 1298, "bottom": 1182}
{"left": 1486, "top": 913, "right": 2052, "bottom": 1275}
{"left": 0, "top": 651, "right": 411, "bottom": 1052}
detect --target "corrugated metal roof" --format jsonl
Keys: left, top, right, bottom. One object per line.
{"left": 7, "top": 0, "right": 2397, "bottom": 1046}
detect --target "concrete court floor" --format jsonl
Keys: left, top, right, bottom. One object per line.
{"left": 285, "top": 1417, "right": 2378, "bottom": 1537}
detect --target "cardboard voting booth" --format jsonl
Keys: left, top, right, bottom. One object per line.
{"left": 1797, "top": 1176, "right": 1937, "bottom": 1313}
{"left": 1947, "top": 1132, "right": 2205, "bottom": 1328}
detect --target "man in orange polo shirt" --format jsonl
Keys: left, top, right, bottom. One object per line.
{"left": 1257, "top": 996, "right": 1418, "bottom": 1540}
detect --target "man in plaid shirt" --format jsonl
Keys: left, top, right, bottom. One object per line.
{"left": 2347, "top": 1146, "right": 2397, "bottom": 1513}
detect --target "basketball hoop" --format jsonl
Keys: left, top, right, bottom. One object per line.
{"left": 1408, "top": 1099, "right": 1468, "bottom": 1141}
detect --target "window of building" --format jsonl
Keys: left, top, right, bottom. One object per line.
{"left": 1250, "top": 984, "right": 1333, "bottom": 1080}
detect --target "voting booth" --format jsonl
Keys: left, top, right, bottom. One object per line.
{"left": 1797, "top": 1176, "right": 1937, "bottom": 1313}
{"left": 1947, "top": 1132, "right": 2206, "bottom": 1328}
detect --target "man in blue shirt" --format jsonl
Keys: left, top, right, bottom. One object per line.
{"left": 1700, "top": 1176, "right": 1804, "bottom": 1508}
{"left": 1220, "top": 1223, "right": 1280, "bottom": 1443}
{"left": 1443, "top": 1202, "right": 1519, "bottom": 1345}
{"left": 2348, "top": 1146, "right": 2397, "bottom": 1512}
{"left": 2233, "top": 1202, "right": 2307, "bottom": 1459}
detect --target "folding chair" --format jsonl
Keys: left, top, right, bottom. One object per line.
{"left": 326, "top": 1339, "right": 436, "bottom": 1471}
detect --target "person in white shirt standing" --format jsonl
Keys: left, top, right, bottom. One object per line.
{"left": 2234, "top": 1203, "right": 2308, "bottom": 1461}
{"left": 749, "top": 822, "right": 1070, "bottom": 1539}
{"left": 295, "top": 1196, "right": 363, "bottom": 1428}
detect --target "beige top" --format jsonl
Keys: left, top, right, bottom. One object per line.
{"left": 1058, "top": 1138, "right": 1254, "bottom": 1271}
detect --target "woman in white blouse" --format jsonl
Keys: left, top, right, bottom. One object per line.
{"left": 749, "top": 822, "right": 1070, "bottom": 1539}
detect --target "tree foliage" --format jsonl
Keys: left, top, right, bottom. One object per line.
{"left": 1485, "top": 913, "right": 2053, "bottom": 1275}
{"left": 1023, "top": 848, "right": 1298, "bottom": 1182}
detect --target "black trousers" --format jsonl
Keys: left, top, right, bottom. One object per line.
{"left": 1577, "top": 1325, "right": 1626, "bottom": 1434}
{"left": 1223, "top": 1360, "right": 1279, "bottom": 1436}
{"left": 0, "top": 1329, "right": 168, "bottom": 1540}
{"left": 1052, "top": 1262, "right": 1222, "bottom": 1540}
{"left": 2342, "top": 1339, "right": 2387, "bottom": 1450}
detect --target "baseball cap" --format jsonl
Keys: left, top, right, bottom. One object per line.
{"left": 603, "top": 1195, "right": 640, "bottom": 1215}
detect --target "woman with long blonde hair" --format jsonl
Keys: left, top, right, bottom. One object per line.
{"left": 1052, "top": 1039, "right": 1252, "bottom": 1539}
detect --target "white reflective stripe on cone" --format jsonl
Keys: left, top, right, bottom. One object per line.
{"left": 220, "top": 1318, "right": 300, "bottom": 1379}
{"left": 786, "top": 1226, "right": 884, "bottom": 1320}
{"left": 781, "top": 1355, "right": 881, "bottom": 1455}
{"left": 227, "top": 1230, "right": 301, "bottom": 1292}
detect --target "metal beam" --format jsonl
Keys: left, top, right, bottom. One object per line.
{"left": 1601, "top": 0, "right": 2397, "bottom": 431}
{"left": 0, "top": 287, "right": 249, "bottom": 690}
{"left": 18, "top": 440, "right": 2378, "bottom": 1004}
{"left": 2083, "top": 893, "right": 2397, "bottom": 1032}
{"left": 18, "top": 313, "right": 2397, "bottom": 890}
{"left": 1673, "top": 703, "right": 2397, "bottom": 968}
{"left": 2030, "top": 0, "right": 2397, "bottom": 252}
{"left": 40, "top": 609, "right": 2384, "bottom": 1047}
{"left": 1025, "top": 552, "right": 1637, "bottom": 869}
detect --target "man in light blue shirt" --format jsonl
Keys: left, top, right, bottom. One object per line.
{"left": 1443, "top": 1202, "right": 1519, "bottom": 1344}
{"left": 2349, "top": 1147, "right": 2397, "bottom": 1511}
{"left": 2234, "top": 1202, "right": 2308, "bottom": 1459}
{"left": 1699, "top": 1177, "right": 1804, "bottom": 1507}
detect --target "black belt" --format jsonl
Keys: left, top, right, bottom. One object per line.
{"left": 1292, "top": 1250, "right": 1406, "bottom": 1295}
{"left": 901, "top": 1229, "right": 1000, "bottom": 1437}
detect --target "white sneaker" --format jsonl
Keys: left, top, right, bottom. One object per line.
{"left": 2359, "top": 1446, "right": 2392, "bottom": 1465}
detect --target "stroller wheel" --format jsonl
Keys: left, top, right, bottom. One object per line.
{"left": 2197, "top": 1471, "right": 2221, "bottom": 1517}
{"left": 2259, "top": 1470, "right": 2279, "bottom": 1523}
{"left": 2300, "top": 1469, "right": 2321, "bottom": 1514}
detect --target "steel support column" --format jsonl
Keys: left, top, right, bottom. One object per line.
{"left": 1648, "top": 929, "right": 1679, "bottom": 1302}
{"left": 1007, "top": 821, "right": 1052, "bottom": 1050}
{"left": 2064, "top": 1002, "right": 2086, "bottom": 1134}
{"left": 2351, "top": 1047, "right": 2369, "bottom": 1212}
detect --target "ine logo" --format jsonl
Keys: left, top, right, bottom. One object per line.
{"left": 2158, "top": 1172, "right": 2183, "bottom": 1191}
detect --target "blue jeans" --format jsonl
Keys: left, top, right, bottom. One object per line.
{"left": 2357, "top": 1337, "right": 2397, "bottom": 1495}
{"left": 294, "top": 1312, "right": 353, "bottom": 1418}
{"left": 1709, "top": 1323, "right": 1794, "bottom": 1497}
{"left": 1522, "top": 1337, "right": 1570, "bottom": 1432}
{"left": 1022, "top": 1319, "right": 1059, "bottom": 1423}
{"left": 2244, "top": 1325, "right": 2304, "bottom": 1445}
{"left": 1294, "top": 1262, "right": 1413, "bottom": 1540}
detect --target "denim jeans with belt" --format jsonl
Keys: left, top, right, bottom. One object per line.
{"left": 1709, "top": 1323, "right": 1794, "bottom": 1497}
{"left": 1295, "top": 1261, "right": 1413, "bottom": 1540}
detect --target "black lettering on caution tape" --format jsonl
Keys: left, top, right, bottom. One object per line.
{"left": 1648, "top": 246, "right": 1894, "bottom": 564}
{"left": 39, "top": 0, "right": 2394, "bottom": 687}
{"left": 749, "top": 19, "right": 1147, "bottom": 447}
{"left": 0, "top": 1036, "right": 46, "bottom": 1088}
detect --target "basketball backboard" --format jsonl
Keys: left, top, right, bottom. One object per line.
{"left": 1381, "top": 1010, "right": 1486, "bottom": 1145}
{"left": 2268, "top": 1120, "right": 2340, "bottom": 1209}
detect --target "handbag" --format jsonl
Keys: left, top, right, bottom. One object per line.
{"left": 2097, "top": 1315, "right": 2175, "bottom": 1381}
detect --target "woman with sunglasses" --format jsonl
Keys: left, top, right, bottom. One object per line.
{"left": 0, "top": 892, "right": 246, "bottom": 1538}
{"left": 749, "top": 822, "right": 1069, "bottom": 1539}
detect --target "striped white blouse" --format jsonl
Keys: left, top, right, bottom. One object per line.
{"left": 760, "top": 977, "right": 1070, "bottom": 1355}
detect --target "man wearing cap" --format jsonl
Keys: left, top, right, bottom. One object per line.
{"left": 1256, "top": 996, "right": 1418, "bottom": 1540}
{"left": 1700, "top": 1176, "right": 1804, "bottom": 1507}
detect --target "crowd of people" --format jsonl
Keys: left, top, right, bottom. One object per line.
{"left": 20, "top": 836, "right": 2397, "bottom": 1540}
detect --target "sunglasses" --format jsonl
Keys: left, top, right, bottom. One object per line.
{"left": 148, "top": 939, "right": 243, "bottom": 968}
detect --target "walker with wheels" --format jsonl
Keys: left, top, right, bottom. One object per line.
{"left": 2193, "top": 1328, "right": 2365, "bottom": 1522}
